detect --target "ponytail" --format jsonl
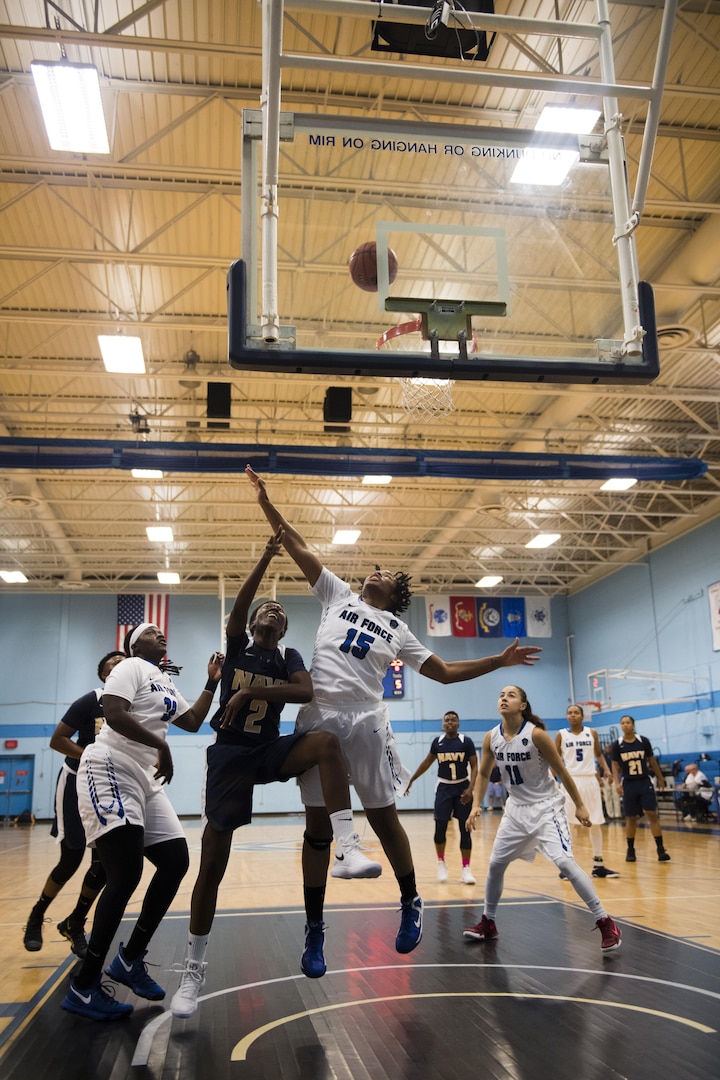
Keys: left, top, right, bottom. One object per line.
{"left": 515, "top": 686, "right": 545, "bottom": 730}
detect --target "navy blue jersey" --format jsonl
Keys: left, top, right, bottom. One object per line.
{"left": 430, "top": 732, "right": 476, "bottom": 784}
{"left": 58, "top": 688, "right": 104, "bottom": 772}
{"left": 210, "top": 630, "right": 306, "bottom": 746}
{"left": 610, "top": 734, "right": 655, "bottom": 782}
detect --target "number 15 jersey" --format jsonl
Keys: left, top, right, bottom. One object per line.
{"left": 490, "top": 720, "right": 556, "bottom": 805}
{"left": 308, "top": 568, "right": 432, "bottom": 706}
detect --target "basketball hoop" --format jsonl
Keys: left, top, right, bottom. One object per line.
{"left": 577, "top": 701, "right": 603, "bottom": 714}
{"left": 376, "top": 318, "right": 474, "bottom": 421}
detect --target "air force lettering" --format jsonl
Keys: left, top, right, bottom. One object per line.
{"left": 558, "top": 728, "right": 596, "bottom": 776}
{"left": 490, "top": 721, "right": 557, "bottom": 805}
{"left": 307, "top": 568, "right": 432, "bottom": 704}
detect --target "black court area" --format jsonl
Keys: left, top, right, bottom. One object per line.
{"left": 3, "top": 899, "right": 719, "bottom": 1080}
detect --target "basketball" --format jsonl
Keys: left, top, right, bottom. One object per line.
{"left": 348, "top": 241, "right": 398, "bottom": 292}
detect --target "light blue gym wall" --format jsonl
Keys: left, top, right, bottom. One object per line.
{"left": 1, "top": 515, "right": 718, "bottom": 818}
{"left": 567, "top": 514, "right": 720, "bottom": 768}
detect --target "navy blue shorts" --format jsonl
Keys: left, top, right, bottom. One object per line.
{"left": 622, "top": 779, "right": 658, "bottom": 818}
{"left": 434, "top": 781, "right": 472, "bottom": 824}
{"left": 204, "top": 732, "right": 306, "bottom": 831}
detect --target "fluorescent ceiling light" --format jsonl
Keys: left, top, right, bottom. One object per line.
{"left": 332, "top": 529, "right": 361, "bottom": 545}
{"left": 476, "top": 575, "right": 503, "bottom": 587}
{"left": 157, "top": 571, "right": 180, "bottom": 584}
{"left": 601, "top": 477, "right": 637, "bottom": 492}
{"left": 535, "top": 106, "right": 601, "bottom": 135}
{"left": 362, "top": 475, "right": 392, "bottom": 485}
{"left": 525, "top": 533, "right": 561, "bottom": 549}
{"left": 132, "top": 469, "right": 164, "bottom": 479}
{"left": 98, "top": 335, "right": 145, "bottom": 374}
{"left": 146, "top": 526, "right": 174, "bottom": 542}
{"left": 31, "top": 61, "right": 110, "bottom": 153}
{"left": 0, "top": 570, "right": 28, "bottom": 583}
{"left": 511, "top": 104, "right": 601, "bottom": 187}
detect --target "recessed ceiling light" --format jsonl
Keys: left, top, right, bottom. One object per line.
{"left": 31, "top": 60, "right": 110, "bottom": 153}
{"left": 0, "top": 570, "right": 28, "bottom": 583}
{"left": 362, "top": 475, "right": 392, "bottom": 485}
{"left": 332, "top": 529, "right": 361, "bottom": 545}
{"left": 525, "top": 533, "right": 561, "bottom": 549}
{"left": 476, "top": 575, "right": 503, "bottom": 587}
{"left": 146, "top": 526, "right": 174, "bottom": 542}
{"left": 132, "top": 469, "right": 164, "bottom": 479}
{"left": 511, "top": 104, "right": 601, "bottom": 186}
{"left": 601, "top": 477, "right": 637, "bottom": 492}
{"left": 157, "top": 571, "right": 180, "bottom": 584}
{"left": 98, "top": 335, "right": 145, "bottom": 374}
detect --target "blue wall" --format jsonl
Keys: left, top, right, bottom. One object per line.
{"left": 1, "top": 515, "right": 719, "bottom": 818}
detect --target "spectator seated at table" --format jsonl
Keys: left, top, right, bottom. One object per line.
{"left": 677, "top": 763, "right": 713, "bottom": 822}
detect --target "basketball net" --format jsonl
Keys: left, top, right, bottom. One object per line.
{"left": 376, "top": 318, "right": 467, "bottom": 422}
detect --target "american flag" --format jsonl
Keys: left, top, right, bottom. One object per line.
{"left": 116, "top": 594, "right": 169, "bottom": 651}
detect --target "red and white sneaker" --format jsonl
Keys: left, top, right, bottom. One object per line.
{"left": 596, "top": 916, "right": 622, "bottom": 951}
{"left": 463, "top": 915, "right": 498, "bottom": 941}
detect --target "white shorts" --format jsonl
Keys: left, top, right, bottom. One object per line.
{"left": 491, "top": 793, "right": 573, "bottom": 865}
{"left": 563, "top": 774, "right": 605, "bottom": 826}
{"left": 295, "top": 700, "right": 410, "bottom": 809}
{"left": 77, "top": 745, "right": 185, "bottom": 848}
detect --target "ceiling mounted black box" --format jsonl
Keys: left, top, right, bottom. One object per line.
{"left": 372, "top": 1, "right": 495, "bottom": 62}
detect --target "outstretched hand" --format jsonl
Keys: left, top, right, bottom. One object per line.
{"left": 501, "top": 638, "right": 542, "bottom": 667}
{"left": 246, "top": 464, "right": 267, "bottom": 502}
{"left": 264, "top": 527, "right": 284, "bottom": 560}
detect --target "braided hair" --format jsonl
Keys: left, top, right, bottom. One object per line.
{"left": 376, "top": 565, "right": 413, "bottom": 615}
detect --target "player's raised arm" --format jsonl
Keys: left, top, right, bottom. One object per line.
{"left": 419, "top": 638, "right": 541, "bottom": 685}
{"left": 246, "top": 465, "right": 323, "bottom": 587}
{"left": 227, "top": 529, "right": 284, "bottom": 637}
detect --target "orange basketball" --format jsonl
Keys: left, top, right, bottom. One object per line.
{"left": 348, "top": 241, "right": 399, "bottom": 292}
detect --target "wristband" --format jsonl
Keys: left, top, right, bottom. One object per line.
{"left": 204, "top": 679, "right": 220, "bottom": 694}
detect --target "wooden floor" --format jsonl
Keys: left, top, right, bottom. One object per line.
{"left": 1, "top": 812, "right": 719, "bottom": 1079}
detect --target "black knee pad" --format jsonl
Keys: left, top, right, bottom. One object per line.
{"left": 433, "top": 821, "right": 449, "bottom": 846}
{"left": 304, "top": 831, "right": 332, "bottom": 851}
{"left": 49, "top": 842, "right": 85, "bottom": 886}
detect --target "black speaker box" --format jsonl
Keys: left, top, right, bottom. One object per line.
{"left": 323, "top": 387, "right": 352, "bottom": 424}
{"left": 207, "top": 382, "right": 231, "bottom": 418}
{"left": 372, "top": 1, "right": 495, "bottom": 62}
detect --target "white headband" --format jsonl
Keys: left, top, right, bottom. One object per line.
{"left": 129, "top": 622, "right": 160, "bottom": 651}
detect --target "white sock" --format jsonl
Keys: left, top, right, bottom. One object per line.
{"left": 590, "top": 825, "right": 604, "bottom": 860}
{"left": 187, "top": 932, "right": 209, "bottom": 965}
{"left": 329, "top": 809, "right": 355, "bottom": 845}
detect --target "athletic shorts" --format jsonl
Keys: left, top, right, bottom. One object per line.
{"left": 563, "top": 774, "right": 605, "bottom": 826}
{"left": 487, "top": 782, "right": 504, "bottom": 799}
{"left": 203, "top": 731, "right": 306, "bottom": 832}
{"left": 434, "top": 781, "right": 472, "bottom": 824}
{"left": 622, "top": 779, "right": 658, "bottom": 818}
{"left": 77, "top": 744, "right": 185, "bottom": 848}
{"left": 490, "top": 792, "right": 573, "bottom": 866}
{"left": 294, "top": 700, "right": 409, "bottom": 809}
{"left": 50, "top": 764, "right": 86, "bottom": 849}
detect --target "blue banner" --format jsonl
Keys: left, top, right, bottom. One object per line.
{"left": 502, "top": 598, "right": 527, "bottom": 638}
{"left": 476, "top": 597, "right": 503, "bottom": 637}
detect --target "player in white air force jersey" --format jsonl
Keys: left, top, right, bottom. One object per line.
{"left": 246, "top": 465, "right": 542, "bottom": 964}
{"left": 463, "top": 685, "right": 622, "bottom": 953}
{"left": 556, "top": 704, "right": 619, "bottom": 879}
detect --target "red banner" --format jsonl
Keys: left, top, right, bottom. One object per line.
{"left": 450, "top": 596, "right": 477, "bottom": 637}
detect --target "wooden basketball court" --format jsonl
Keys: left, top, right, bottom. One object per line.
{"left": 2, "top": 813, "right": 718, "bottom": 1079}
